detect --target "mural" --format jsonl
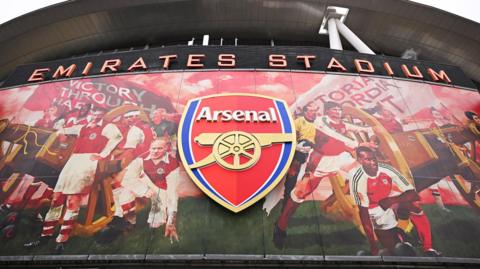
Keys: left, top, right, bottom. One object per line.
{"left": 0, "top": 71, "right": 479, "bottom": 258}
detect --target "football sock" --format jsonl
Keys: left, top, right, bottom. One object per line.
{"left": 56, "top": 209, "right": 79, "bottom": 243}
{"left": 277, "top": 197, "right": 299, "bottom": 231}
{"left": 40, "top": 195, "right": 66, "bottom": 237}
{"left": 410, "top": 212, "right": 432, "bottom": 251}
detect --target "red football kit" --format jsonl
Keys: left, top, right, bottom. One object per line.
{"left": 72, "top": 124, "right": 108, "bottom": 154}
{"left": 143, "top": 155, "right": 178, "bottom": 190}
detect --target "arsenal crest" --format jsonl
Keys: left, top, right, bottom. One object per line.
{"left": 178, "top": 94, "right": 296, "bottom": 212}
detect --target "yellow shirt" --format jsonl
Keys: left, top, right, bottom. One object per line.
{"left": 295, "top": 116, "right": 316, "bottom": 143}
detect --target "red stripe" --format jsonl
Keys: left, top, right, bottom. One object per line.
{"left": 112, "top": 182, "right": 122, "bottom": 189}
{"left": 43, "top": 220, "right": 58, "bottom": 226}
{"left": 62, "top": 219, "right": 76, "bottom": 225}
{"left": 125, "top": 208, "right": 135, "bottom": 214}
{"left": 59, "top": 227, "right": 73, "bottom": 235}
{"left": 41, "top": 227, "right": 54, "bottom": 236}
{"left": 60, "top": 225, "right": 73, "bottom": 230}
{"left": 52, "top": 195, "right": 66, "bottom": 207}
{"left": 121, "top": 201, "right": 136, "bottom": 211}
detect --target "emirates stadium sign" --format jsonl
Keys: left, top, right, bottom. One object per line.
{"left": 3, "top": 46, "right": 476, "bottom": 89}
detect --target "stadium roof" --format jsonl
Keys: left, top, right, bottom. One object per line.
{"left": 0, "top": 0, "right": 479, "bottom": 85}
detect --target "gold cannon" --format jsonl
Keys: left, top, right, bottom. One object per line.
{"left": 190, "top": 131, "right": 295, "bottom": 171}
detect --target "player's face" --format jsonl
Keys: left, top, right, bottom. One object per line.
{"left": 124, "top": 114, "right": 139, "bottom": 125}
{"left": 304, "top": 104, "right": 319, "bottom": 121}
{"left": 152, "top": 108, "right": 166, "bottom": 124}
{"left": 79, "top": 104, "right": 90, "bottom": 116}
{"left": 326, "top": 106, "right": 342, "bottom": 120}
{"left": 380, "top": 108, "right": 394, "bottom": 120}
{"left": 150, "top": 140, "right": 168, "bottom": 160}
{"left": 91, "top": 111, "right": 105, "bottom": 123}
{"left": 47, "top": 106, "right": 58, "bottom": 117}
{"left": 358, "top": 151, "right": 378, "bottom": 176}
{"left": 473, "top": 115, "right": 480, "bottom": 125}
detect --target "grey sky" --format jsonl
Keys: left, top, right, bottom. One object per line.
{"left": 1, "top": 0, "right": 479, "bottom": 25}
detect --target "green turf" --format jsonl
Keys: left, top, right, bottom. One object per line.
{"left": 1, "top": 198, "right": 480, "bottom": 258}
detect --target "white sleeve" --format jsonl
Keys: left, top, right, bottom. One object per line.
{"left": 53, "top": 119, "right": 65, "bottom": 130}
{"left": 349, "top": 168, "right": 369, "bottom": 207}
{"left": 315, "top": 117, "right": 358, "bottom": 149}
{"left": 123, "top": 157, "right": 144, "bottom": 180}
{"left": 58, "top": 124, "right": 84, "bottom": 136}
{"left": 99, "top": 123, "right": 123, "bottom": 158}
{"left": 166, "top": 167, "right": 180, "bottom": 213}
{"left": 344, "top": 121, "right": 374, "bottom": 137}
{"left": 124, "top": 126, "right": 145, "bottom": 149}
{"left": 380, "top": 164, "right": 414, "bottom": 192}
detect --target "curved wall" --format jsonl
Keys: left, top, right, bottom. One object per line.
{"left": 0, "top": 67, "right": 479, "bottom": 262}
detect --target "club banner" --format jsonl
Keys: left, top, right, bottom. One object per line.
{"left": 0, "top": 71, "right": 479, "bottom": 261}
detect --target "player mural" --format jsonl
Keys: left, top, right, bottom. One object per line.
{"left": 0, "top": 71, "right": 479, "bottom": 258}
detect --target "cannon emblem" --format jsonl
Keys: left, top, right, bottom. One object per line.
{"left": 177, "top": 94, "right": 296, "bottom": 212}
{"left": 190, "top": 131, "right": 295, "bottom": 170}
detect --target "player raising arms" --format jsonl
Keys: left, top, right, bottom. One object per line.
{"left": 349, "top": 146, "right": 440, "bottom": 256}
{"left": 274, "top": 101, "right": 374, "bottom": 249}
{"left": 24, "top": 107, "right": 123, "bottom": 253}
{"left": 281, "top": 102, "right": 319, "bottom": 209}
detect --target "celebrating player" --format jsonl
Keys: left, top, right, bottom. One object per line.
{"left": 281, "top": 102, "right": 318, "bottom": 209}
{"left": 151, "top": 108, "right": 178, "bottom": 138}
{"left": 465, "top": 111, "right": 480, "bottom": 137}
{"left": 274, "top": 101, "right": 374, "bottom": 249}
{"left": 24, "top": 107, "right": 123, "bottom": 253}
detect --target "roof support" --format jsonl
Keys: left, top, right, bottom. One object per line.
{"left": 320, "top": 6, "right": 375, "bottom": 55}
{"left": 327, "top": 18, "right": 342, "bottom": 50}
{"left": 334, "top": 19, "right": 374, "bottom": 54}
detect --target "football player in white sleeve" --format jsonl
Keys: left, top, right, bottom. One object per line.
{"left": 24, "top": 107, "right": 123, "bottom": 253}
{"left": 274, "top": 101, "right": 374, "bottom": 249}
{"left": 349, "top": 146, "right": 440, "bottom": 256}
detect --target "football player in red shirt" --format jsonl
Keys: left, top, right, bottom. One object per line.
{"left": 274, "top": 102, "right": 374, "bottom": 249}
{"left": 349, "top": 146, "right": 440, "bottom": 256}
{"left": 34, "top": 105, "right": 62, "bottom": 129}
{"left": 98, "top": 137, "right": 180, "bottom": 243}
{"left": 24, "top": 107, "right": 123, "bottom": 253}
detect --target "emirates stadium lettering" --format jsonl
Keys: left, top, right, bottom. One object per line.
{"left": 5, "top": 46, "right": 471, "bottom": 88}
{"left": 26, "top": 54, "right": 451, "bottom": 84}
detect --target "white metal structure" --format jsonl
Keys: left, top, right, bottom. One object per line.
{"left": 320, "top": 6, "right": 375, "bottom": 55}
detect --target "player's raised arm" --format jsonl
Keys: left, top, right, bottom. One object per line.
{"left": 98, "top": 123, "right": 123, "bottom": 159}
{"left": 314, "top": 116, "right": 358, "bottom": 149}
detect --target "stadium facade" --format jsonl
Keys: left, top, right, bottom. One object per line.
{"left": 0, "top": 0, "right": 479, "bottom": 268}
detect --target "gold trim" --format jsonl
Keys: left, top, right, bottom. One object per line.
{"left": 35, "top": 132, "right": 59, "bottom": 159}
{"left": 343, "top": 106, "right": 414, "bottom": 184}
{"left": 414, "top": 132, "right": 439, "bottom": 161}
{"left": 5, "top": 144, "right": 22, "bottom": 163}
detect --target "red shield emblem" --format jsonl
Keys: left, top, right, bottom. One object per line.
{"left": 178, "top": 94, "right": 296, "bottom": 212}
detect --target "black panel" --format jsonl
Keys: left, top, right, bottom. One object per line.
{"left": 2, "top": 46, "right": 476, "bottom": 90}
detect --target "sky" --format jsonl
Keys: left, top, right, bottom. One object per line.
{"left": 0, "top": 0, "right": 479, "bottom": 25}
